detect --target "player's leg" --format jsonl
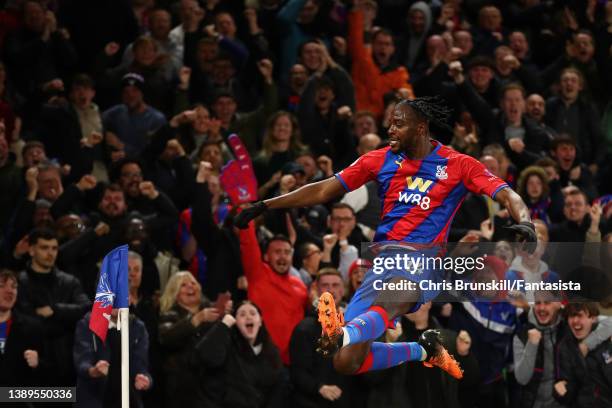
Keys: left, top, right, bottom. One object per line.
{"left": 368, "top": 278, "right": 463, "bottom": 378}
{"left": 321, "top": 277, "right": 462, "bottom": 378}
{"left": 330, "top": 277, "right": 418, "bottom": 374}
{"left": 317, "top": 275, "right": 417, "bottom": 373}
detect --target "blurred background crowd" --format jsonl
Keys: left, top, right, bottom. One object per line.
{"left": 0, "top": 0, "right": 611, "bottom": 407}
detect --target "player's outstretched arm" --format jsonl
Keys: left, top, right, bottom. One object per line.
{"left": 265, "top": 177, "right": 345, "bottom": 209}
{"left": 234, "top": 177, "right": 346, "bottom": 228}
{"left": 495, "top": 187, "right": 537, "bottom": 253}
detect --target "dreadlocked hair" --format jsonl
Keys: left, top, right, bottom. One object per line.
{"left": 396, "top": 96, "right": 453, "bottom": 131}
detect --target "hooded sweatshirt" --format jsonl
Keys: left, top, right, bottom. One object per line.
{"left": 513, "top": 309, "right": 564, "bottom": 408}
{"left": 406, "top": 2, "right": 432, "bottom": 68}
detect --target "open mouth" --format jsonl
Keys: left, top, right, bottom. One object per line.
{"left": 571, "top": 324, "right": 584, "bottom": 337}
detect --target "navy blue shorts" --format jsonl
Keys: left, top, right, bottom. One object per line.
{"left": 344, "top": 247, "right": 443, "bottom": 325}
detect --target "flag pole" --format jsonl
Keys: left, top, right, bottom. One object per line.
{"left": 120, "top": 307, "right": 130, "bottom": 408}
{"left": 89, "top": 244, "right": 130, "bottom": 408}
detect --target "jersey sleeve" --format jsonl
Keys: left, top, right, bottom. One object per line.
{"left": 335, "top": 150, "right": 382, "bottom": 192}
{"left": 462, "top": 156, "right": 508, "bottom": 198}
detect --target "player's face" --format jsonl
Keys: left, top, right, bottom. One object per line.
{"left": 533, "top": 301, "right": 561, "bottom": 326}
{"left": 387, "top": 106, "right": 424, "bottom": 154}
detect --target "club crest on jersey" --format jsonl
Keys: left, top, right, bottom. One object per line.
{"left": 436, "top": 165, "right": 448, "bottom": 180}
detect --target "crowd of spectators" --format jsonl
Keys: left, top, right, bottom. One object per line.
{"left": 0, "top": 0, "right": 612, "bottom": 407}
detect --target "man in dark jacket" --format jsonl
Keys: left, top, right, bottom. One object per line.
{"left": 37, "top": 74, "right": 102, "bottom": 183}
{"left": 290, "top": 268, "right": 359, "bottom": 408}
{"left": 73, "top": 311, "right": 151, "bottom": 408}
{"left": 16, "top": 228, "right": 90, "bottom": 386}
{"left": 515, "top": 299, "right": 612, "bottom": 408}
{"left": 585, "top": 336, "right": 612, "bottom": 407}
{"left": 548, "top": 138, "right": 598, "bottom": 201}
{"left": 297, "top": 76, "right": 354, "bottom": 162}
{"left": 553, "top": 303, "right": 611, "bottom": 408}
{"left": 0, "top": 269, "right": 46, "bottom": 386}
{"left": 545, "top": 68, "right": 606, "bottom": 170}
{"left": 191, "top": 161, "right": 244, "bottom": 301}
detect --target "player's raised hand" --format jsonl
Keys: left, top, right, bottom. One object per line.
{"left": 234, "top": 201, "right": 268, "bottom": 229}
{"left": 505, "top": 221, "right": 537, "bottom": 254}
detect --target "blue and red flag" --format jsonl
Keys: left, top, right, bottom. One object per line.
{"left": 89, "top": 245, "right": 129, "bottom": 341}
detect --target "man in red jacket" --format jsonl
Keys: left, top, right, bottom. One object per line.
{"left": 239, "top": 225, "right": 308, "bottom": 364}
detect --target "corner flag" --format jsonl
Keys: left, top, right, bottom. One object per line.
{"left": 89, "top": 244, "right": 129, "bottom": 341}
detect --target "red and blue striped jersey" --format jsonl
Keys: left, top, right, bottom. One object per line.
{"left": 335, "top": 141, "right": 508, "bottom": 243}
